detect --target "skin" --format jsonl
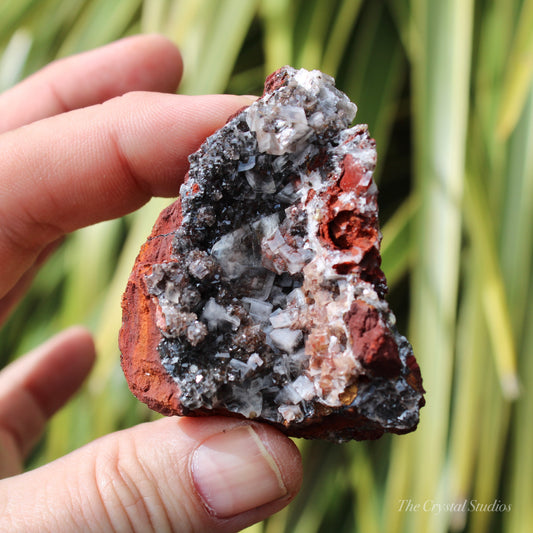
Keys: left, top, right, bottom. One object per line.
{"left": 0, "top": 35, "right": 302, "bottom": 532}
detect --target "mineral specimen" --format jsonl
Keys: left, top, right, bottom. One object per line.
{"left": 119, "top": 66, "right": 425, "bottom": 441}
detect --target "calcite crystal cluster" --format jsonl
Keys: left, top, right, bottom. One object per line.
{"left": 120, "top": 66, "right": 425, "bottom": 441}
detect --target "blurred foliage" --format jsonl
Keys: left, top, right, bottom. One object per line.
{"left": 0, "top": 0, "right": 532, "bottom": 532}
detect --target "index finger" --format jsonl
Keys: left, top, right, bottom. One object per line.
{"left": 0, "top": 34, "right": 183, "bottom": 133}
{"left": 0, "top": 92, "right": 252, "bottom": 298}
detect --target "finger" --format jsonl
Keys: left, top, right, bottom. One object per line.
{"left": 0, "top": 238, "right": 63, "bottom": 325}
{"left": 0, "top": 91, "right": 252, "bottom": 298}
{"left": 0, "top": 417, "right": 302, "bottom": 532}
{"left": 0, "top": 327, "right": 95, "bottom": 467}
{"left": 0, "top": 34, "right": 183, "bottom": 133}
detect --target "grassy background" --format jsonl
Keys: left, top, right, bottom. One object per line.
{"left": 1, "top": 1, "right": 532, "bottom": 532}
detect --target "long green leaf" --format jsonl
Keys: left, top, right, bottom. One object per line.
{"left": 407, "top": 0, "right": 474, "bottom": 532}
{"left": 0, "top": 0, "right": 40, "bottom": 46}
{"left": 321, "top": 0, "right": 363, "bottom": 76}
{"left": 463, "top": 172, "right": 519, "bottom": 398}
{"left": 496, "top": 0, "right": 533, "bottom": 139}
{"left": 506, "top": 285, "right": 533, "bottom": 533}
{"left": 260, "top": 0, "right": 294, "bottom": 74}
{"left": 380, "top": 196, "right": 418, "bottom": 289}
{"left": 447, "top": 263, "right": 485, "bottom": 532}
{"left": 58, "top": 0, "right": 141, "bottom": 56}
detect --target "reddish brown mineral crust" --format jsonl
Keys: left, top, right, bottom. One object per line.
{"left": 120, "top": 66, "right": 424, "bottom": 442}
{"left": 120, "top": 204, "right": 184, "bottom": 416}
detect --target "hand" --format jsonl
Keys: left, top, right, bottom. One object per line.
{"left": 0, "top": 35, "right": 302, "bottom": 532}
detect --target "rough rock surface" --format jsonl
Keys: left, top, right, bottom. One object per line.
{"left": 120, "top": 66, "right": 425, "bottom": 442}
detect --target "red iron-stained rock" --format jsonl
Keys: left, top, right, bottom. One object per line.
{"left": 120, "top": 66, "right": 424, "bottom": 441}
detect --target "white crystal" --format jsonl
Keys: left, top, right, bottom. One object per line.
{"left": 272, "top": 155, "right": 289, "bottom": 172}
{"left": 188, "top": 258, "right": 212, "bottom": 280}
{"left": 276, "top": 382, "right": 302, "bottom": 404}
{"left": 202, "top": 298, "right": 240, "bottom": 330}
{"left": 286, "top": 287, "right": 306, "bottom": 307}
{"left": 243, "top": 298, "right": 273, "bottom": 322}
{"left": 146, "top": 264, "right": 165, "bottom": 289}
{"left": 270, "top": 327, "right": 303, "bottom": 353}
{"left": 252, "top": 213, "right": 280, "bottom": 240}
{"left": 238, "top": 155, "right": 256, "bottom": 172}
{"left": 275, "top": 182, "right": 298, "bottom": 204}
{"left": 308, "top": 111, "right": 325, "bottom": 129}
{"left": 229, "top": 358, "right": 250, "bottom": 377}
{"left": 247, "top": 103, "right": 312, "bottom": 155}
{"left": 293, "top": 68, "right": 333, "bottom": 92}
{"left": 279, "top": 244, "right": 309, "bottom": 275}
{"left": 278, "top": 404, "right": 303, "bottom": 423}
{"left": 247, "top": 353, "right": 264, "bottom": 370}
{"left": 164, "top": 283, "right": 181, "bottom": 304}
{"left": 290, "top": 349, "right": 309, "bottom": 370}
{"left": 186, "top": 321, "right": 207, "bottom": 346}
{"left": 230, "top": 386, "right": 263, "bottom": 418}
{"left": 292, "top": 375, "right": 315, "bottom": 401}
{"left": 263, "top": 228, "right": 286, "bottom": 253}
{"left": 211, "top": 227, "right": 256, "bottom": 278}
{"left": 269, "top": 307, "right": 298, "bottom": 328}
{"left": 262, "top": 229, "right": 311, "bottom": 275}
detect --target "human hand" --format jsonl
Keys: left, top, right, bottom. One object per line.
{"left": 0, "top": 35, "right": 302, "bottom": 532}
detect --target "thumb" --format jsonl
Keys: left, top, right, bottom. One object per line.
{"left": 0, "top": 416, "right": 302, "bottom": 532}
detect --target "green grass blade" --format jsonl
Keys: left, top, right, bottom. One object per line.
{"left": 506, "top": 286, "right": 533, "bottom": 533}
{"left": 321, "top": 0, "right": 363, "bottom": 76}
{"left": 0, "top": 0, "right": 40, "bottom": 45}
{"left": 463, "top": 172, "right": 519, "bottom": 398}
{"left": 340, "top": 1, "right": 407, "bottom": 174}
{"left": 196, "top": 0, "right": 258, "bottom": 94}
{"left": 295, "top": 0, "right": 337, "bottom": 69}
{"left": 0, "top": 30, "right": 32, "bottom": 90}
{"left": 474, "top": 0, "right": 517, "bottom": 166}
{"left": 504, "top": 70, "right": 533, "bottom": 533}
{"left": 163, "top": 0, "right": 257, "bottom": 94}
{"left": 140, "top": 0, "right": 170, "bottom": 33}
{"left": 158, "top": 0, "right": 212, "bottom": 84}
{"left": 407, "top": 0, "right": 474, "bottom": 531}
{"left": 499, "top": 83, "right": 533, "bottom": 335}
{"left": 496, "top": 0, "right": 533, "bottom": 140}
{"left": 380, "top": 195, "right": 418, "bottom": 289}
{"left": 469, "top": 369, "right": 510, "bottom": 533}
{"left": 447, "top": 256, "right": 487, "bottom": 531}
{"left": 260, "top": 0, "right": 294, "bottom": 74}
{"left": 58, "top": 0, "right": 142, "bottom": 55}
{"left": 383, "top": 433, "right": 416, "bottom": 533}
{"left": 350, "top": 444, "right": 380, "bottom": 533}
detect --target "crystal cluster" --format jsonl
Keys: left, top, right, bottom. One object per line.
{"left": 120, "top": 66, "right": 424, "bottom": 441}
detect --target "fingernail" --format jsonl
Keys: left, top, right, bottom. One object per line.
{"left": 192, "top": 425, "right": 287, "bottom": 517}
